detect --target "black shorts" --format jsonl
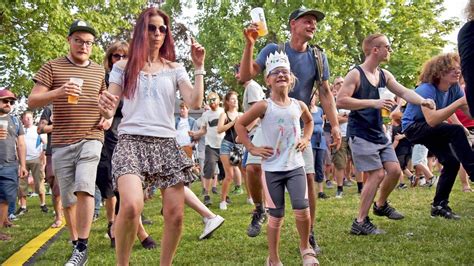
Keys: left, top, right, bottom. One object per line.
{"left": 397, "top": 153, "right": 411, "bottom": 170}
{"left": 96, "top": 143, "right": 115, "bottom": 199}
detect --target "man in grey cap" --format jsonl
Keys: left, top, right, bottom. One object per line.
{"left": 0, "top": 89, "right": 28, "bottom": 241}
{"left": 239, "top": 7, "right": 341, "bottom": 254}
{"left": 28, "top": 19, "right": 106, "bottom": 266}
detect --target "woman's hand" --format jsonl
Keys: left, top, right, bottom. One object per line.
{"left": 190, "top": 37, "right": 206, "bottom": 68}
{"left": 99, "top": 91, "right": 119, "bottom": 119}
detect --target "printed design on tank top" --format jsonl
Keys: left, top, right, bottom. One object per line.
{"left": 273, "top": 114, "right": 299, "bottom": 160}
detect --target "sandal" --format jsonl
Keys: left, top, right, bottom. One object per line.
{"left": 300, "top": 248, "right": 319, "bottom": 266}
{"left": 462, "top": 187, "right": 473, "bottom": 192}
{"left": 265, "top": 256, "right": 283, "bottom": 266}
{"left": 107, "top": 222, "right": 115, "bottom": 248}
{"left": 51, "top": 220, "right": 63, "bottom": 228}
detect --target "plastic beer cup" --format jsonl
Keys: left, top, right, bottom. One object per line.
{"left": 0, "top": 120, "right": 8, "bottom": 140}
{"left": 378, "top": 87, "right": 395, "bottom": 118}
{"left": 250, "top": 7, "right": 268, "bottom": 37}
{"left": 68, "top": 77, "right": 83, "bottom": 104}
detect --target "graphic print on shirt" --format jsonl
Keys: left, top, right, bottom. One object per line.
{"left": 208, "top": 118, "right": 219, "bottom": 127}
{"left": 273, "top": 115, "right": 299, "bottom": 161}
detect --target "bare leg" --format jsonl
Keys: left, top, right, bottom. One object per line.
{"left": 306, "top": 174, "right": 316, "bottom": 227}
{"left": 160, "top": 183, "right": 185, "bottom": 266}
{"left": 115, "top": 175, "right": 143, "bottom": 266}
{"left": 267, "top": 216, "right": 283, "bottom": 264}
{"left": 459, "top": 165, "right": 472, "bottom": 191}
{"left": 357, "top": 168, "right": 384, "bottom": 222}
{"left": 376, "top": 162, "right": 401, "bottom": 207}
{"left": 220, "top": 155, "right": 234, "bottom": 203}
{"left": 184, "top": 186, "right": 214, "bottom": 218}
{"left": 62, "top": 204, "right": 77, "bottom": 241}
{"left": 246, "top": 164, "right": 263, "bottom": 204}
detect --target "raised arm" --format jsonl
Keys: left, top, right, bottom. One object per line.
{"left": 179, "top": 38, "right": 205, "bottom": 110}
{"left": 239, "top": 25, "right": 262, "bottom": 82}
{"left": 384, "top": 70, "right": 435, "bottom": 109}
{"left": 337, "top": 69, "right": 380, "bottom": 110}
{"left": 422, "top": 96, "right": 467, "bottom": 127}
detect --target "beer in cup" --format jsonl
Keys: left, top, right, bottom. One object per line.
{"left": 68, "top": 77, "right": 83, "bottom": 104}
{"left": 250, "top": 7, "right": 268, "bottom": 37}
{"left": 0, "top": 120, "right": 8, "bottom": 140}
{"left": 378, "top": 86, "right": 395, "bottom": 118}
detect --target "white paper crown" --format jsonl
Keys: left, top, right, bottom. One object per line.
{"left": 265, "top": 51, "right": 290, "bottom": 76}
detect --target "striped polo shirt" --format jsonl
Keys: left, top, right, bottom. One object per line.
{"left": 33, "top": 56, "right": 105, "bottom": 147}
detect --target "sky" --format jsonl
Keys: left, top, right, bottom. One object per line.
{"left": 443, "top": 0, "right": 469, "bottom": 52}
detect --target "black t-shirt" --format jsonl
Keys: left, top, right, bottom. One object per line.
{"left": 40, "top": 105, "right": 53, "bottom": 155}
{"left": 458, "top": 20, "right": 474, "bottom": 117}
{"left": 391, "top": 125, "right": 412, "bottom": 155}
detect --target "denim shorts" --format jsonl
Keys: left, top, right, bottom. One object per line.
{"left": 0, "top": 163, "right": 19, "bottom": 204}
{"left": 52, "top": 139, "right": 102, "bottom": 208}
{"left": 219, "top": 139, "right": 236, "bottom": 155}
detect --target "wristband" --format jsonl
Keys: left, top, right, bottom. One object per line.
{"left": 194, "top": 69, "right": 206, "bottom": 75}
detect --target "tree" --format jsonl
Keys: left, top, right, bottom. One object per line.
{"left": 193, "top": 0, "right": 459, "bottom": 95}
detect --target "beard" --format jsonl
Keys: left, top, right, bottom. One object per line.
{"left": 0, "top": 107, "right": 10, "bottom": 114}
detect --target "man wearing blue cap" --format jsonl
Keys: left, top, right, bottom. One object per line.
{"left": 239, "top": 7, "right": 341, "bottom": 254}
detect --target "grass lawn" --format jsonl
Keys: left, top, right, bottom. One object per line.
{"left": 1, "top": 179, "right": 473, "bottom": 265}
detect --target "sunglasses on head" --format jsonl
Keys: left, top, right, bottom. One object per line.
{"left": 112, "top": 54, "right": 128, "bottom": 60}
{"left": 148, "top": 24, "right": 167, "bottom": 34}
{"left": 1, "top": 99, "right": 15, "bottom": 105}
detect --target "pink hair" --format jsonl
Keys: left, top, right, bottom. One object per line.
{"left": 123, "top": 7, "right": 176, "bottom": 99}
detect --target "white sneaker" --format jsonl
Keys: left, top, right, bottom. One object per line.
{"left": 199, "top": 215, "right": 225, "bottom": 240}
{"left": 418, "top": 178, "right": 426, "bottom": 186}
{"left": 219, "top": 201, "right": 227, "bottom": 210}
{"left": 247, "top": 198, "right": 254, "bottom": 205}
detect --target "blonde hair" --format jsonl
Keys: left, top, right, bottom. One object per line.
{"left": 418, "top": 53, "right": 460, "bottom": 85}
{"left": 103, "top": 41, "right": 129, "bottom": 72}
{"left": 466, "top": 0, "right": 474, "bottom": 20}
{"left": 362, "top": 33, "right": 386, "bottom": 56}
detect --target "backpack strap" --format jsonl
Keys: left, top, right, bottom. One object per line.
{"left": 310, "top": 44, "right": 325, "bottom": 103}
{"left": 9, "top": 115, "right": 20, "bottom": 136}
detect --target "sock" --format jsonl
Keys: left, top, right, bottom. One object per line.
{"left": 77, "top": 238, "right": 88, "bottom": 252}
{"left": 235, "top": 185, "right": 241, "bottom": 189}
{"left": 40, "top": 204, "right": 45, "bottom": 207}
{"left": 337, "top": 186, "right": 343, "bottom": 192}
{"left": 357, "top": 182, "right": 363, "bottom": 193}
{"left": 72, "top": 240, "right": 78, "bottom": 246}
{"left": 255, "top": 203, "right": 265, "bottom": 213}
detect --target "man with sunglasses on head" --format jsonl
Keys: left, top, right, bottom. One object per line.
{"left": 240, "top": 7, "right": 341, "bottom": 254}
{"left": 28, "top": 20, "right": 106, "bottom": 266}
{"left": 189, "top": 92, "right": 225, "bottom": 206}
{"left": 0, "top": 89, "right": 28, "bottom": 241}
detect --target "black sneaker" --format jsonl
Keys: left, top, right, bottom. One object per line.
{"left": 317, "top": 192, "right": 330, "bottom": 199}
{"left": 203, "top": 195, "right": 212, "bottom": 206}
{"left": 373, "top": 202, "right": 404, "bottom": 220}
{"left": 350, "top": 217, "right": 385, "bottom": 235}
{"left": 14, "top": 207, "right": 27, "bottom": 216}
{"left": 397, "top": 183, "right": 408, "bottom": 189}
{"left": 40, "top": 205, "right": 49, "bottom": 213}
{"left": 141, "top": 214, "right": 153, "bottom": 225}
{"left": 212, "top": 187, "right": 219, "bottom": 194}
{"left": 308, "top": 230, "right": 322, "bottom": 255}
{"left": 247, "top": 209, "right": 267, "bottom": 237}
{"left": 431, "top": 202, "right": 461, "bottom": 220}
{"left": 65, "top": 247, "right": 88, "bottom": 266}
{"left": 225, "top": 196, "right": 232, "bottom": 204}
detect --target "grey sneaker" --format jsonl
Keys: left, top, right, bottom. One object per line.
{"left": 431, "top": 201, "right": 461, "bottom": 220}
{"left": 373, "top": 202, "right": 404, "bottom": 220}
{"left": 325, "top": 180, "right": 334, "bottom": 189}
{"left": 343, "top": 179, "right": 353, "bottom": 187}
{"left": 247, "top": 209, "right": 267, "bottom": 237}
{"left": 350, "top": 217, "right": 385, "bottom": 235}
{"left": 335, "top": 190, "right": 343, "bottom": 199}
{"left": 65, "top": 247, "right": 88, "bottom": 266}
{"left": 199, "top": 215, "right": 225, "bottom": 240}
{"left": 309, "top": 230, "right": 322, "bottom": 255}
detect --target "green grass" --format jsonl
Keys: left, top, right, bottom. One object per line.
{"left": 1, "top": 180, "right": 473, "bottom": 265}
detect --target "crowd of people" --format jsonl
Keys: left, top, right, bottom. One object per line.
{"left": 0, "top": 3, "right": 473, "bottom": 266}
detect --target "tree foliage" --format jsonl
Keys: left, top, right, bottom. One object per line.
{"left": 0, "top": 0, "right": 460, "bottom": 100}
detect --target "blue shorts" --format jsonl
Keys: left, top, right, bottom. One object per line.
{"left": 0, "top": 163, "right": 19, "bottom": 204}
{"left": 219, "top": 139, "right": 236, "bottom": 155}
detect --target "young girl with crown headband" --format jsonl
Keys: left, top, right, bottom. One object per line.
{"left": 235, "top": 51, "right": 318, "bottom": 266}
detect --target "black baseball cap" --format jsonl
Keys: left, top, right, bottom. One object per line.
{"left": 68, "top": 20, "right": 97, "bottom": 37}
{"left": 289, "top": 8, "right": 325, "bottom": 23}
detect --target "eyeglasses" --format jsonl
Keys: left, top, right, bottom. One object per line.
{"left": 112, "top": 54, "right": 128, "bottom": 60}
{"left": 376, "top": 44, "right": 392, "bottom": 52}
{"left": 72, "top": 38, "right": 94, "bottom": 47}
{"left": 1, "top": 99, "right": 15, "bottom": 105}
{"left": 268, "top": 69, "right": 290, "bottom": 76}
{"left": 148, "top": 24, "right": 167, "bottom": 34}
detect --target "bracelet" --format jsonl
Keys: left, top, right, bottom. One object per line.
{"left": 194, "top": 69, "right": 206, "bottom": 75}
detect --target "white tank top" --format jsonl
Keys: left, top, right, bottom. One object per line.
{"left": 261, "top": 98, "right": 304, "bottom": 172}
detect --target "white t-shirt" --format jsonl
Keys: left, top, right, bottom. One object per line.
{"left": 261, "top": 98, "right": 304, "bottom": 172}
{"left": 176, "top": 118, "right": 191, "bottom": 146}
{"left": 243, "top": 80, "right": 265, "bottom": 112}
{"left": 24, "top": 125, "right": 43, "bottom": 160}
{"left": 200, "top": 107, "right": 224, "bottom": 149}
{"left": 338, "top": 109, "right": 350, "bottom": 137}
{"left": 109, "top": 64, "right": 191, "bottom": 138}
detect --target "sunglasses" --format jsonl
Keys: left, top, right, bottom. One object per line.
{"left": 233, "top": 65, "right": 240, "bottom": 74}
{"left": 208, "top": 98, "right": 217, "bottom": 103}
{"left": 1, "top": 99, "right": 15, "bottom": 105}
{"left": 147, "top": 24, "right": 167, "bottom": 34}
{"left": 112, "top": 54, "right": 128, "bottom": 60}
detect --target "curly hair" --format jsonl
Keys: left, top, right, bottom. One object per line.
{"left": 466, "top": 0, "right": 474, "bottom": 20}
{"left": 418, "top": 53, "right": 460, "bottom": 85}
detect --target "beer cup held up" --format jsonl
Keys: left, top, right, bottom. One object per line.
{"left": 0, "top": 120, "right": 8, "bottom": 140}
{"left": 68, "top": 77, "right": 83, "bottom": 104}
{"left": 378, "top": 86, "right": 395, "bottom": 118}
{"left": 250, "top": 7, "right": 268, "bottom": 37}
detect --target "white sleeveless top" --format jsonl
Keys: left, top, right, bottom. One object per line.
{"left": 261, "top": 98, "right": 304, "bottom": 172}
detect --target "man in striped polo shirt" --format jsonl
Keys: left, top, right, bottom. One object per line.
{"left": 28, "top": 20, "right": 106, "bottom": 266}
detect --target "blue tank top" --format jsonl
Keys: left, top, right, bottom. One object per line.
{"left": 347, "top": 66, "right": 388, "bottom": 144}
